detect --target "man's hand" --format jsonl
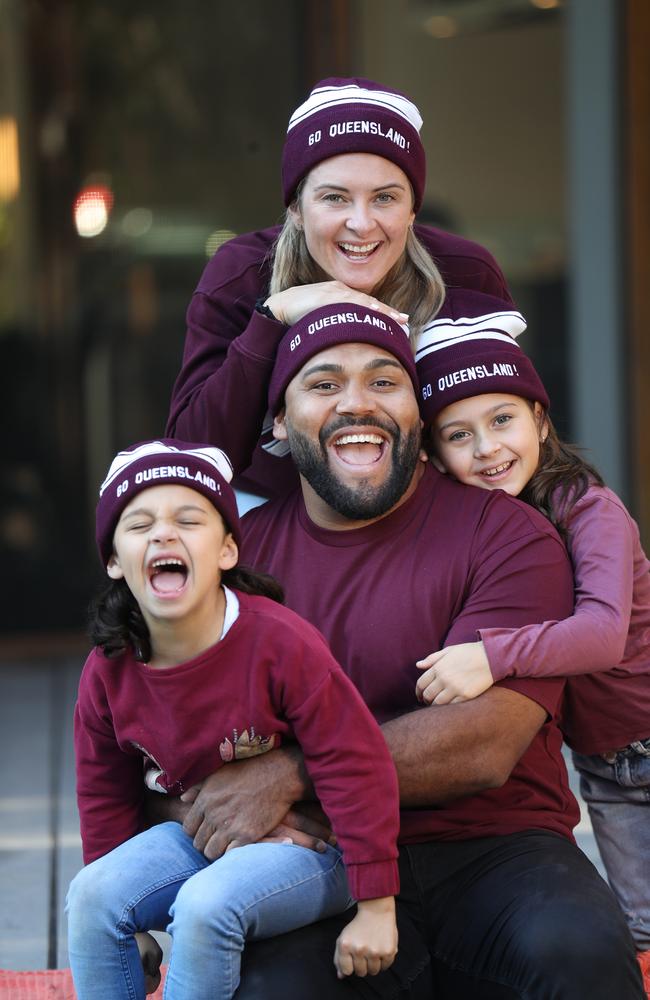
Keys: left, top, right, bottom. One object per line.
{"left": 181, "top": 746, "right": 311, "bottom": 860}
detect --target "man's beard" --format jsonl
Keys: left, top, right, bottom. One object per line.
{"left": 285, "top": 415, "right": 422, "bottom": 522}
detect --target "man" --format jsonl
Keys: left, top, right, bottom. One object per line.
{"left": 172, "top": 304, "right": 644, "bottom": 998}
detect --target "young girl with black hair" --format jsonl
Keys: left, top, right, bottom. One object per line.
{"left": 67, "top": 439, "right": 399, "bottom": 999}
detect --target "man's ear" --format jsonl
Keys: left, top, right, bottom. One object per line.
{"left": 273, "top": 408, "right": 288, "bottom": 441}
{"left": 219, "top": 533, "right": 239, "bottom": 571}
{"left": 107, "top": 553, "right": 124, "bottom": 580}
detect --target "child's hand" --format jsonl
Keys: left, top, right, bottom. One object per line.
{"left": 333, "top": 897, "right": 398, "bottom": 979}
{"left": 135, "top": 931, "right": 163, "bottom": 994}
{"left": 416, "top": 641, "right": 493, "bottom": 705}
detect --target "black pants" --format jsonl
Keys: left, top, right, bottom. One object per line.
{"left": 236, "top": 831, "right": 644, "bottom": 999}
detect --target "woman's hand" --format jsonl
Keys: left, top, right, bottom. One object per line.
{"left": 334, "top": 897, "right": 398, "bottom": 979}
{"left": 415, "top": 641, "right": 494, "bottom": 705}
{"left": 264, "top": 281, "right": 408, "bottom": 327}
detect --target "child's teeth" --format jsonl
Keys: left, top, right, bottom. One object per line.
{"left": 484, "top": 462, "right": 511, "bottom": 476}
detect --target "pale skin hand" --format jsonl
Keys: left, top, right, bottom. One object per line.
{"left": 264, "top": 281, "right": 408, "bottom": 328}
{"left": 415, "top": 641, "right": 494, "bottom": 705}
{"left": 333, "top": 897, "right": 398, "bottom": 979}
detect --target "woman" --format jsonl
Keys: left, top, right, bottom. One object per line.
{"left": 166, "top": 77, "right": 512, "bottom": 498}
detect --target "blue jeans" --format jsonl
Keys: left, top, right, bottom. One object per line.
{"left": 66, "top": 821, "right": 353, "bottom": 1000}
{"left": 573, "top": 745, "right": 650, "bottom": 950}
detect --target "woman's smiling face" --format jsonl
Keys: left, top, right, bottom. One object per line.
{"left": 293, "top": 153, "right": 415, "bottom": 294}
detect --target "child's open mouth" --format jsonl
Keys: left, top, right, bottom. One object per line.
{"left": 148, "top": 557, "right": 188, "bottom": 594}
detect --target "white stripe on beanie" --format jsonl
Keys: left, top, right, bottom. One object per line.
{"left": 415, "top": 310, "right": 527, "bottom": 363}
{"left": 99, "top": 441, "right": 234, "bottom": 497}
{"left": 288, "top": 83, "right": 423, "bottom": 134}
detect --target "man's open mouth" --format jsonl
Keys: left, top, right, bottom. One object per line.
{"left": 333, "top": 432, "right": 386, "bottom": 466}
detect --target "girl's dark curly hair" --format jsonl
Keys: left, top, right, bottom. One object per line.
{"left": 519, "top": 409, "right": 604, "bottom": 535}
{"left": 88, "top": 565, "right": 284, "bottom": 662}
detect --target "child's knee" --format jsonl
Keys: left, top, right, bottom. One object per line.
{"left": 171, "top": 877, "right": 239, "bottom": 935}
{"left": 66, "top": 857, "right": 122, "bottom": 925}
{"left": 68, "top": 864, "right": 98, "bottom": 910}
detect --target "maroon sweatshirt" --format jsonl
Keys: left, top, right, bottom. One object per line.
{"left": 74, "top": 591, "right": 400, "bottom": 900}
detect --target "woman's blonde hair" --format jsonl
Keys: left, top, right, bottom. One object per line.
{"left": 268, "top": 183, "right": 445, "bottom": 344}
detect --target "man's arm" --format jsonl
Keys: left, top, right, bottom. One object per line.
{"left": 146, "top": 683, "right": 545, "bottom": 856}
{"left": 382, "top": 687, "right": 546, "bottom": 805}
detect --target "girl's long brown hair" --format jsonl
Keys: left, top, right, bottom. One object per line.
{"left": 520, "top": 412, "right": 604, "bottom": 535}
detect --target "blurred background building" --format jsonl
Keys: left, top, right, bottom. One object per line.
{"left": 0, "top": 0, "right": 648, "bottom": 645}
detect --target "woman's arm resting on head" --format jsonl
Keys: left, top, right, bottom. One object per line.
{"left": 265, "top": 281, "right": 408, "bottom": 327}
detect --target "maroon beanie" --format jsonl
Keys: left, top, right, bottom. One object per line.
{"left": 282, "top": 77, "right": 426, "bottom": 210}
{"left": 415, "top": 289, "right": 550, "bottom": 424}
{"left": 268, "top": 303, "right": 418, "bottom": 415}
{"left": 96, "top": 439, "right": 241, "bottom": 566}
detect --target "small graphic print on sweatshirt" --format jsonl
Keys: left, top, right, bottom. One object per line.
{"left": 219, "top": 727, "right": 278, "bottom": 762}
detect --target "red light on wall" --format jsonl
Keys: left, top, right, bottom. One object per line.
{"left": 73, "top": 184, "right": 114, "bottom": 237}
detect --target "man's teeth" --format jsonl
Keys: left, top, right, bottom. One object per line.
{"left": 483, "top": 462, "right": 512, "bottom": 477}
{"left": 339, "top": 242, "right": 380, "bottom": 254}
{"left": 336, "top": 434, "right": 383, "bottom": 446}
